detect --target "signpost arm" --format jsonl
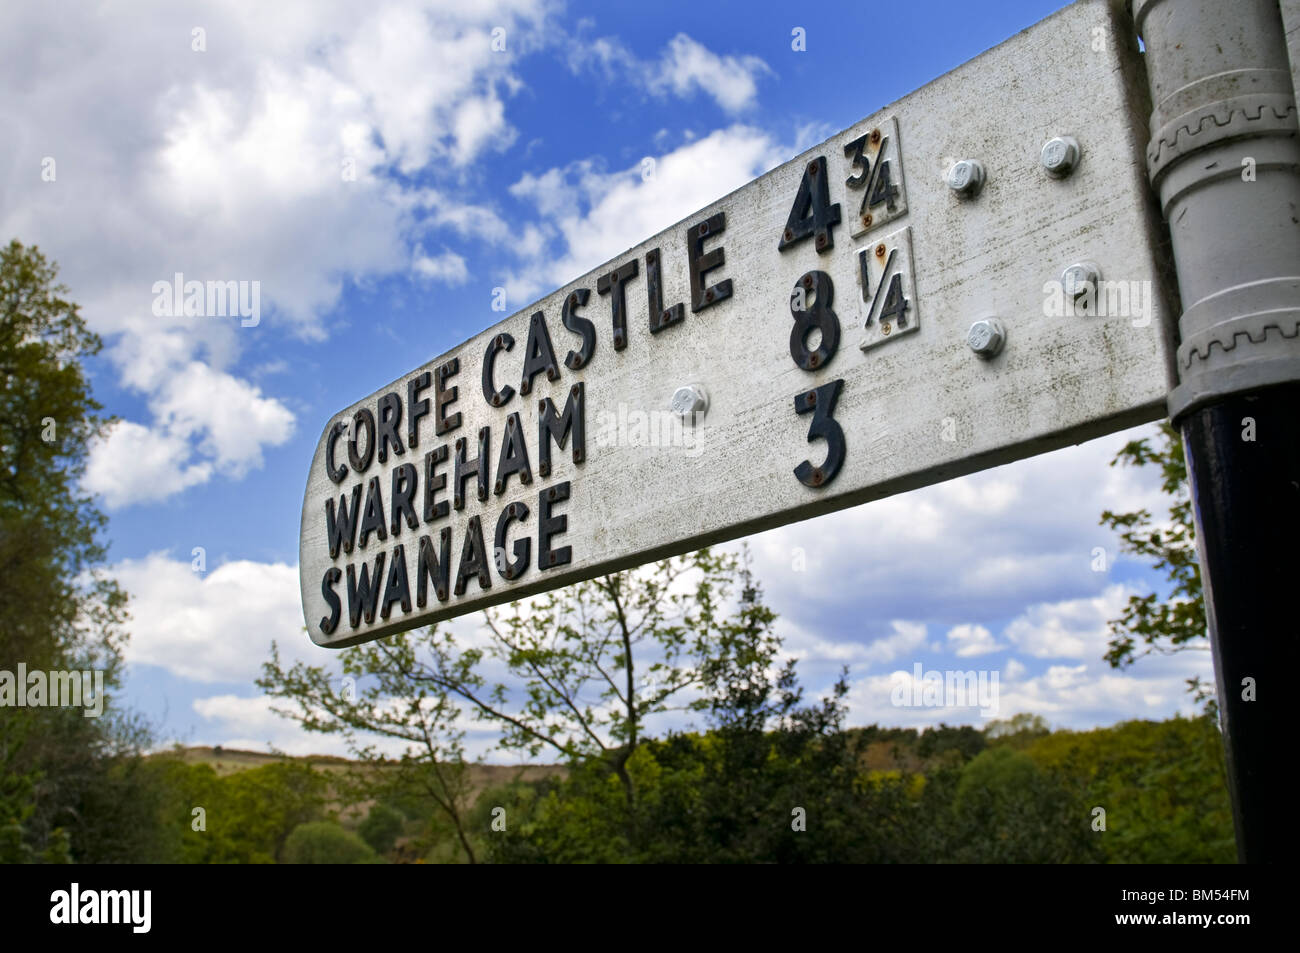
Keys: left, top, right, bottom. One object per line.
{"left": 1134, "top": 0, "right": 1300, "bottom": 863}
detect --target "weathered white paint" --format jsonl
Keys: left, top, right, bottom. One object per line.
{"left": 301, "top": 0, "right": 1176, "bottom": 648}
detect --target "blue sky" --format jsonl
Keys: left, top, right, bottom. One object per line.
{"left": 2, "top": 0, "right": 1209, "bottom": 758}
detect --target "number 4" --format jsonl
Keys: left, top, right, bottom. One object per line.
{"left": 778, "top": 156, "right": 841, "bottom": 254}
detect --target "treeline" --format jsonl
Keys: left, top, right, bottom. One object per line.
{"left": 100, "top": 712, "right": 1231, "bottom": 864}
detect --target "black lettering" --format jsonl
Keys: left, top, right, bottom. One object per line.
{"left": 646, "top": 247, "right": 685, "bottom": 334}
{"left": 390, "top": 462, "right": 418, "bottom": 535}
{"left": 453, "top": 427, "right": 490, "bottom": 509}
{"left": 537, "top": 383, "right": 585, "bottom": 479}
{"left": 482, "top": 333, "right": 515, "bottom": 407}
{"left": 376, "top": 392, "right": 403, "bottom": 463}
{"left": 422, "top": 445, "right": 449, "bottom": 523}
{"left": 380, "top": 543, "right": 412, "bottom": 619}
{"left": 454, "top": 515, "right": 492, "bottom": 595}
{"left": 561, "top": 288, "right": 595, "bottom": 370}
{"left": 346, "top": 551, "right": 386, "bottom": 627}
{"left": 778, "top": 155, "right": 840, "bottom": 254}
{"left": 348, "top": 408, "right": 376, "bottom": 473}
{"left": 538, "top": 481, "right": 572, "bottom": 571}
{"left": 688, "top": 212, "right": 733, "bottom": 313}
{"left": 416, "top": 528, "right": 452, "bottom": 606}
{"left": 357, "top": 476, "right": 388, "bottom": 549}
{"left": 494, "top": 412, "right": 532, "bottom": 495}
{"left": 793, "top": 379, "right": 846, "bottom": 488}
{"left": 325, "top": 484, "right": 364, "bottom": 559}
{"left": 319, "top": 566, "right": 342, "bottom": 635}
{"left": 435, "top": 358, "right": 462, "bottom": 435}
{"left": 325, "top": 421, "right": 348, "bottom": 483}
{"left": 407, "top": 371, "right": 431, "bottom": 449}
{"left": 494, "top": 502, "right": 530, "bottom": 581}
{"left": 596, "top": 259, "right": 638, "bottom": 351}
{"left": 519, "top": 311, "right": 560, "bottom": 396}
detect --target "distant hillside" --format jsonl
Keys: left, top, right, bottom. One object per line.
{"left": 161, "top": 745, "right": 567, "bottom": 792}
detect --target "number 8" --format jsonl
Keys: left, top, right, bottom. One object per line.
{"left": 789, "top": 270, "right": 841, "bottom": 371}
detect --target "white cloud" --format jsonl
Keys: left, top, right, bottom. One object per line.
{"left": 648, "top": 34, "right": 772, "bottom": 113}
{"left": 862, "top": 620, "right": 929, "bottom": 665}
{"left": 413, "top": 248, "right": 471, "bottom": 284}
{"left": 946, "top": 623, "right": 1004, "bottom": 657}
{"left": 84, "top": 421, "right": 213, "bottom": 509}
{"left": 114, "top": 552, "right": 308, "bottom": 684}
{"left": 505, "top": 125, "right": 787, "bottom": 300}
{"left": 2, "top": 0, "right": 549, "bottom": 507}
{"left": 84, "top": 328, "right": 296, "bottom": 507}
{"left": 566, "top": 30, "right": 772, "bottom": 114}
{"left": 1003, "top": 584, "right": 1132, "bottom": 660}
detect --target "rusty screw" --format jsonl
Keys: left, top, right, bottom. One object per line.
{"left": 869, "top": 128, "right": 881, "bottom": 145}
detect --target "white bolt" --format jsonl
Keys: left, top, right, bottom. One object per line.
{"left": 967, "top": 318, "right": 1006, "bottom": 358}
{"left": 671, "top": 384, "right": 708, "bottom": 422}
{"left": 1062, "top": 261, "right": 1101, "bottom": 299}
{"left": 946, "top": 159, "right": 985, "bottom": 197}
{"left": 1041, "top": 136, "right": 1080, "bottom": 177}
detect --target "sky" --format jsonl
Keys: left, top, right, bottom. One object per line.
{"left": 1, "top": 0, "right": 1211, "bottom": 760}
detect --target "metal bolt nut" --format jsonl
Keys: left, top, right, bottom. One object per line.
{"left": 670, "top": 384, "right": 708, "bottom": 423}
{"left": 946, "top": 159, "right": 985, "bottom": 197}
{"left": 1040, "top": 136, "right": 1080, "bottom": 177}
{"left": 967, "top": 318, "right": 1006, "bottom": 358}
{"left": 1062, "top": 261, "right": 1101, "bottom": 299}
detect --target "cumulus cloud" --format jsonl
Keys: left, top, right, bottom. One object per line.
{"left": 566, "top": 29, "right": 772, "bottom": 114}
{"left": 113, "top": 552, "right": 308, "bottom": 683}
{"left": 2, "top": 0, "right": 549, "bottom": 508}
{"left": 1003, "top": 584, "right": 1133, "bottom": 660}
{"left": 504, "top": 125, "right": 787, "bottom": 301}
{"left": 84, "top": 421, "right": 213, "bottom": 509}
{"left": 84, "top": 328, "right": 295, "bottom": 507}
{"left": 647, "top": 34, "right": 772, "bottom": 113}
{"left": 946, "top": 623, "right": 1005, "bottom": 658}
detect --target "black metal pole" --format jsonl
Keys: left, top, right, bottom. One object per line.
{"left": 1181, "top": 385, "right": 1300, "bottom": 862}
{"left": 1135, "top": 0, "right": 1300, "bottom": 862}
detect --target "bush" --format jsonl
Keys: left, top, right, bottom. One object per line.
{"left": 358, "top": 803, "right": 404, "bottom": 855}
{"left": 282, "top": 822, "right": 382, "bottom": 864}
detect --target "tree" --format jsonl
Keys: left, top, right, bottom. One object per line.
{"left": 0, "top": 240, "right": 132, "bottom": 861}
{"left": 261, "top": 545, "right": 772, "bottom": 856}
{"left": 358, "top": 802, "right": 405, "bottom": 855}
{"left": 282, "top": 821, "right": 381, "bottom": 864}
{"left": 1099, "top": 421, "right": 1212, "bottom": 709}
{"left": 259, "top": 635, "right": 480, "bottom": 862}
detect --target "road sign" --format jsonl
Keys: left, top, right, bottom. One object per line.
{"left": 300, "top": 0, "right": 1176, "bottom": 648}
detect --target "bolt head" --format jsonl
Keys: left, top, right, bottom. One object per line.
{"left": 946, "top": 159, "right": 985, "bottom": 196}
{"left": 670, "top": 384, "right": 708, "bottom": 422}
{"left": 1062, "top": 261, "right": 1101, "bottom": 299}
{"left": 967, "top": 318, "right": 1006, "bottom": 358}
{"left": 1040, "top": 136, "right": 1080, "bottom": 177}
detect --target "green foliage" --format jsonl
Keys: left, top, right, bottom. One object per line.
{"left": 0, "top": 240, "right": 133, "bottom": 863}
{"left": 950, "top": 746, "right": 1097, "bottom": 863}
{"left": 1026, "top": 715, "right": 1233, "bottom": 863}
{"left": 358, "top": 802, "right": 405, "bottom": 855}
{"left": 259, "top": 632, "right": 479, "bottom": 862}
{"left": 984, "top": 712, "right": 1051, "bottom": 747}
{"left": 282, "top": 822, "right": 382, "bottom": 864}
{"left": 1100, "top": 422, "right": 1210, "bottom": 707}
{"left": 127, "top": 758, "right": 329, "bottom": 864}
